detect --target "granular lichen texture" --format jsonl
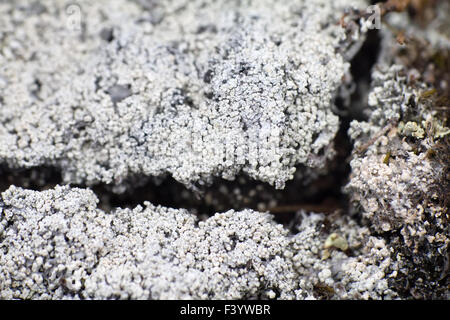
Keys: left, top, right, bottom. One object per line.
{"left": 0, "top": 0, "right": 366, "bottom": 189}
{"left": 0, "top": 0, "right": 448, "bottom": 300}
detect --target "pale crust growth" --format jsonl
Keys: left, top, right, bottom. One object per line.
{"left": 0, "top": 0, "right": 447, "bottom": 300}
{"left": 0, "top": 185, "right": 396, "bottom": 300}
{"left": 347, "top": 61, "right": 449, "bottom": 298}
{"left": 0, "top": 0, "right": 367, "bottom": 190}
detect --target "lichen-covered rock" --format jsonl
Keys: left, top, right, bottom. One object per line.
{"left": 348, "top": 64, "right": 435, "bottom": 232}
{"left": 290, "top": 212, "right": 395, "bottom": 300}
{"left": 346, "top": 58, "right": 449, "bottom": 298}
{"left": 0, "top": 185, "right": 298, "bottom": 299}
{"left": 0, "top": 185, "right": 398, "bottom": 300}
{"left": 1, "top": 0, "right": 447, "bottom": 301}
{"left": 0, "top": 0, "right": 367, "bottom": 190}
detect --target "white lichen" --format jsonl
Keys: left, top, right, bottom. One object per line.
{"left": 0, "top": 185, "right": 397, "bottom": 300}
{"left": 0, "top": 0, "right": 367, "bottom": 190}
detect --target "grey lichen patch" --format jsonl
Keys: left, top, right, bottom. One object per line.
{"left": 1, "top": 0, "right": 447, "bottom": 301}
{"left": 0, "top": 185, "right": 298, "bottom": 299}
{"left": 0, "top": 185, "right": 398, "bottom": 300}
{"left": 290, "top": 212, "right": 395, "bottom": 300}
{"left": 346, "top": 43, "right": 449, "bottom": 298}
{"left": 0, "top": 0, "right": 367, "bottom": 190}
